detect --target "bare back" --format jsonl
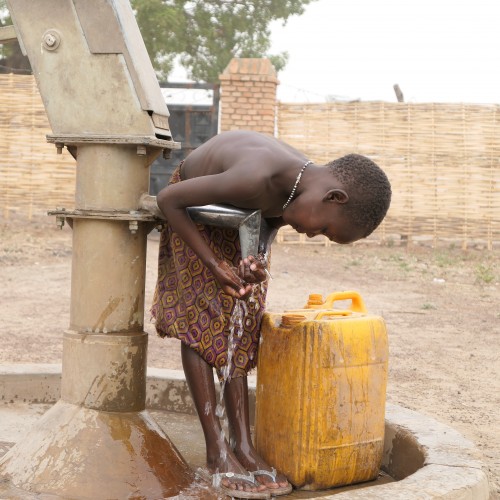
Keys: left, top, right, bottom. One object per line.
{"left": 182, "top": 130, "right": 306, "bottom": 178}
{"left": 179, "top": 131, "right": 309, "bottom": 217}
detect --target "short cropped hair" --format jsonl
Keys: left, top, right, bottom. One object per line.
{"left": 327, "top": 154, "right": 391, "bottom": 236}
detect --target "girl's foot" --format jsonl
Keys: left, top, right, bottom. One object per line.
{"left": 233, "top": 446, "right": 292, "bottom": 494}
{"left": 206, "top": 443, "right": 268, "bottom": 495}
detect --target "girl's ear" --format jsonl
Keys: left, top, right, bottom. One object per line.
{"left": 323, "top": 189, "right": 349, "bottom": 204}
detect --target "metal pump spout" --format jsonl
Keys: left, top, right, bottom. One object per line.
{"left": 139, "top": 194, "right": 261, "bottom": 258}
{"left": 188, "top": 204, "right": 261, "bottom": 258}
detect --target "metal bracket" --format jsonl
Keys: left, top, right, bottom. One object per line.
{"left": 48, "top": 208, "right": 158, "bottom": 234}
{"left": 50, "top": 200, "right": 262, "bottom": 258}
{"left": 47, "top": 134, "right": 180, "bottom": 152}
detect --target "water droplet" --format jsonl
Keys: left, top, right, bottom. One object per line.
{"left": 215, "top": 403, "right": 225, "bottom": 418}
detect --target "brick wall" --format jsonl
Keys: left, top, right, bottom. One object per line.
{"left": 218, "top": 58, "right": 278, "bottom": 135}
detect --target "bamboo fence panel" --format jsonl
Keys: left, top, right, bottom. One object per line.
{"left": 0, "top": 75, "right": 498, "bottom": 248}
{"left": 277, "top": 101, "right": 500, "bottom": 249}
{"left": 0, "top": 74, "right": 75, "bottom": 220}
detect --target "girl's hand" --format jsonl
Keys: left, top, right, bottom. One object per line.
{"left": 237, "top": 255, "right": 268, "bottom": 284}
{"left": 212, "top": 260, "right": 253, "bottom": 299}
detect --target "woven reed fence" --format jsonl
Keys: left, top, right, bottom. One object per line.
{"left": 1, "top": 75, "right": 498, "bottom": 248}
{"left": 277, "top": 102, "right": 499, "bottom": 249}
{"left": 0, "top": 74, "right": 75, "bottom": 220}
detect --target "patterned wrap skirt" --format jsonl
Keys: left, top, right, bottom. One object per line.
{"left": 151, "top": 166, "right": 268, "bottom": 379}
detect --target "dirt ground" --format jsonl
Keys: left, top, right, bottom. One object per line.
{"left": 0, "top": 220, "right": 498, "bottom": 498}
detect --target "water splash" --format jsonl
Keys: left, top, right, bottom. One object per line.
{"left": 217, "top": 298, "right": 246, "bottom": 406}
{"left": 215, "top": 288, "right": 256, "bottom": 461}
{"left": 215, "top": 402, "right": 225, "bottom": 418}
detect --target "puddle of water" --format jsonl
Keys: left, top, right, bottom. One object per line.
{"left": 152, "top": 409, "right": 394, "bottom": 498}
{"left": 1, "top": 402, "right": 394, "bottom": 499}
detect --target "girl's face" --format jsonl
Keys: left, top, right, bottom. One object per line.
{"left": 283, "top": 190, "right": 366, "bottom": 245}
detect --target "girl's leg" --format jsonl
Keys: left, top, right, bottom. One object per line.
{"left": 180, "top": 343, "right": 266, "bottom": 494}
{"left": 224, "top": 375, "right": 290, "bottom": 490}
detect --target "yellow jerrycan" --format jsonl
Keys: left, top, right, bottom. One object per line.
{"left": 255, "top": 291, "right": 388, "bottom": 491}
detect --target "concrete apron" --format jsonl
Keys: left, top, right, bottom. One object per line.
{"left": 0, "top": 364, "right": 490, "bottom": 499}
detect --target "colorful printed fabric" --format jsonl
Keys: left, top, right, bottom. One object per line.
{"left": 151, "top": 166, "right": 268, "bottom": 379}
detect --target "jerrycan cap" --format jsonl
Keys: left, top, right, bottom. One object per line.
{"left": 305, "top": 294, "right": 324, "bottom": 308}
{"left": 280, "top": 314, "right": 307, "bottom": 328}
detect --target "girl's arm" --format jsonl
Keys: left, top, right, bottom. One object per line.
{"left": 157, "top": 170, "right": 262, "bottom": 297}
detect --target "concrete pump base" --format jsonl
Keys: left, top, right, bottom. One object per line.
{"left": 0, "top": 364, "right": 490, "bottom": 499}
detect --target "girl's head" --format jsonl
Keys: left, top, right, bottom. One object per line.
{"left": 326, "top": 154, "right": 392, "bottom": 237}
{"left": 284, "top": 154, "right": 391, "bottom": 244}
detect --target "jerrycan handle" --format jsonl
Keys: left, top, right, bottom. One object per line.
{"left": 315, "top": 310, "right": 352, "bottom": 320}
{"left": 323, "top": 291, "right": 367, "bottom": 313}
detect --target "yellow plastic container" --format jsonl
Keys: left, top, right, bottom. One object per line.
{"left": 255, "top": 291, "right": 388, "bottom": 491}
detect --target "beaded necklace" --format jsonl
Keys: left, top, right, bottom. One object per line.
{"left": 282, "top": 160, "right": 313, "bottom": 211}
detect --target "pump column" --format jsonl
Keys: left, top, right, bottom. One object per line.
{"left": 62, "top": 144, "right": 149, "bottom": 411}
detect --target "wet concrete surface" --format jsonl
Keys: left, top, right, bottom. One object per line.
{"left": 0, "top": 403, "right": 393, "bottom": 499}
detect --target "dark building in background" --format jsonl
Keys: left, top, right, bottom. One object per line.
{"left": 150, "top": 82, "right": 220, "bottom": 196}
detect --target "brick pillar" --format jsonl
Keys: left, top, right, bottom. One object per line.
{"left": 219, "top": 58, "right": 278, "bottom": 135}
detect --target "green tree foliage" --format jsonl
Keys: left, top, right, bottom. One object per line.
{"left": 0, "top": 1, "right": 31, "bottom": 74}
{"left": 1, "top": 0, "right": 316, "bottom": 81}
{"left": 132, "top": 0, "right": 317, "bottom": 82}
